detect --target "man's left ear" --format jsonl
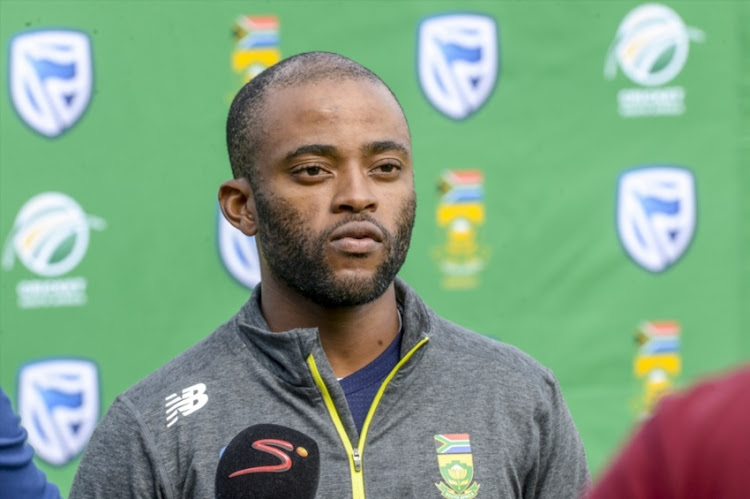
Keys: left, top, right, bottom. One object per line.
{"left": 218, "top": 178, "right": 257, "bottom": 236}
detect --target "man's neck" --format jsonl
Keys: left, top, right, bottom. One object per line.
{"left": 259, "top": 280, "right": 401, "bottom": 378}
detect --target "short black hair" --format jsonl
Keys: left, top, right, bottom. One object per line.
{"left": 226, "top": 51, "right": 405, "bottom": 184}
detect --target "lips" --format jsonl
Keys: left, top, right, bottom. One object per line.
{"left": 329, "top": 221, "right": 384, "bottom": 243}
{"left": 328, "top": 221, "right": 384, "bottom": 254}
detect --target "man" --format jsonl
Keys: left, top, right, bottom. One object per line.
{"left": 587, "top": 365, "right": 750, "bottom": 499}
{"left": 71, "top": 52, "right": 588, "bottom": 498}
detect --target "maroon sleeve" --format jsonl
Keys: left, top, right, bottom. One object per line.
{"left": 585, "top": 412, "right": 674, "bottom": 499}
{"left": 586, "top": 366, "right": 750, "bottom": 499}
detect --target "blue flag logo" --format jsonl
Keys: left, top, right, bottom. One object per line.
{"left": 617, "top": 166, "right": 696, "bottom": 272}
{"left": 9, "top": 29, "right": 93, "bottom": 137}
{"left": 18, "top": 358, "right": 99, "bottom": 465}
{"left": 418, "top": 13, "right": 498, "bottom": 120}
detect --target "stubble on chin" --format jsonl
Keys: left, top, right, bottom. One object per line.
{"left": 254, "top": 189, "right": 416, "bottom": 307}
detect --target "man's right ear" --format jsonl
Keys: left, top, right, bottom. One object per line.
{"left": 218, "top": 178, "right": 257, "bottom": 237}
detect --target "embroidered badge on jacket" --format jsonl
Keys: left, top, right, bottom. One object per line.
{"left": 434, "top": 433, "right": 480, "bottom": 498}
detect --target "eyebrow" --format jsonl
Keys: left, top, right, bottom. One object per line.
{"left": 283, "top": 140, "right": 411, "bottom": 162}
{"left": 361, "top": 140, "right": 410, "bottom": 157}
{"left": 284, "top": 144, "right": 338, "bottom": 161}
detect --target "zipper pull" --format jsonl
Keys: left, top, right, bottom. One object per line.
{"left": 352, "top": 448, "right": 362, "bottom": 472}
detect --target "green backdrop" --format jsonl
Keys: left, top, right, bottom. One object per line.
{"left": 1, "top": 1, "right": 748, "bottom": 495}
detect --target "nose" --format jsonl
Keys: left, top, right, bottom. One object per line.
{"left": 331, "top": 166, "right": 378, "bottom": 214}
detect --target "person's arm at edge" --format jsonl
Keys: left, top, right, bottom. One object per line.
{"left": 584, "top": 409, "right": 673, "bottom": 499}
{"left": 0, "top": 387, "right": 62, "bottom": 499}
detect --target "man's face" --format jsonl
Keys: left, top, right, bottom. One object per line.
{"left": 251, "top": 78, "right": 415, "bottom": 307}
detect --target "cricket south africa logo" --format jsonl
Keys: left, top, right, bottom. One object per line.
{"left": 617, "top": 167, "right": 696, "bottom": 273}
{"left": 433, "top": 170, "right": 489, "bottom": 289}
{"left": 2, "top": 192, "right": 106, "bottom": 308}
{"left": 604, "top": 4, "right": 704, "bottom": 117}
{"left": 9, "top": 29, "right": 93, "bottom": 137}
{"left": 418, "top": 13, "right": 498, "bottom": 120}
{"left": 633, "top": 320, "right": 681, "bottom": 418}
{"left": 18, "top": 358, "right": 99, "bottom": 466}
{"left": 435, "top": 433, "right": 480, "bottom": 499}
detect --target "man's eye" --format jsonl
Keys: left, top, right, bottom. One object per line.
{"left": 291, "top": 164, "right": 331, "bottom": 182}
{"left": 375, "top": 163, "right": 400, "bottom": 174}
{"left": 296, "top": 166, "right": 323, "bottom": 176}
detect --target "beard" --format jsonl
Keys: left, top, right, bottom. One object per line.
{"left": 253, "top": 189, "right": 416, "bottom": 307}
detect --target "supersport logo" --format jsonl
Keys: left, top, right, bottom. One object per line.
{"left": 228, "top": 438, "right": 310, "bottom": 478}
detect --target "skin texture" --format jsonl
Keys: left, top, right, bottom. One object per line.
{"left": 219, "top": 78, "right": 415, "bottom": 377}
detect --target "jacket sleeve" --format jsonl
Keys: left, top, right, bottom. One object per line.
{"left": 69, "top": 395, "right": 170, "bottom": 499}
{"left": 526, "top": 375, "right": 590, "bottom": 499}
{"left": 0, "top": 387, "right": 62, "bottom": 499}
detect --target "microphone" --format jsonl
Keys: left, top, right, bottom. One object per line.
{"left": 215, "top": 424, "right": 320, "bottom": 498}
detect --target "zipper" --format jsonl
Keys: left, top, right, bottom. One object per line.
{"left": 307, "top": 336, "right": 429, "bottom": 499}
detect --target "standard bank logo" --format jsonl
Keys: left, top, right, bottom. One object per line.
{"left": 604, "top": 4, "right": 703, "bottom": 117}
{"left": 217, "top": 208, "right": 261, "bottom": 289}
{"left": 2, "top": 192, "right": 106, "bottom": 308}
{"left": 18, "top": 358, "right": 99, "bottom": 466}
{"left": 418, "top": 13, "right": 498, "bottom": 120}
{"left": 617, "top": 167, "right": 696, "bottom": 273}
{"left": 9, "top": 29, "right": 93, "bottom": 137}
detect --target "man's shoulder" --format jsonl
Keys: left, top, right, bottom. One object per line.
{"left": 119, "top": 315, "right": 242, "bottom": 413}
{"left": 426, "top": 313, "right": 556, "bottom": 386}
{"left": 397, "top": 279, "right": 556, "bottom": 388}
{"left": 71, "top": 317, "right": 246, "bottom": 499}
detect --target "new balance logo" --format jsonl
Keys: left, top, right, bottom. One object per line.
{"left": 165, "top": 383, "right": 208, "bottom": 428}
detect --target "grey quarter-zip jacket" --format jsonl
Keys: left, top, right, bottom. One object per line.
{"left": 70, "top": 278, "right": 589, "bottom": 498}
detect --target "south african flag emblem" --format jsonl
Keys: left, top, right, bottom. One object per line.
{"left": 434, "top": 433, "right": 480, "bottom": 499}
